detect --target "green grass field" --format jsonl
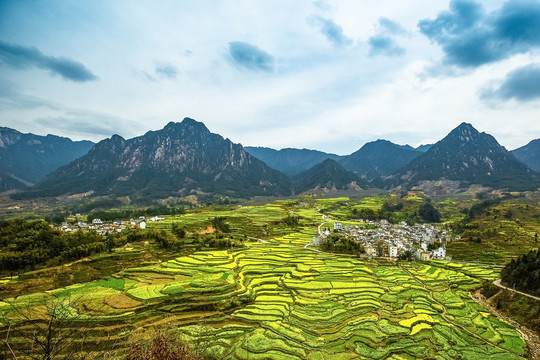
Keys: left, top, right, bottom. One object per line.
{"left": 0, "top": 199, "right": 529, "bottom": 359}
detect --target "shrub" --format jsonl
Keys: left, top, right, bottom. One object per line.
{"left": 126, "top": 330, "right": 205, "bottom": 360}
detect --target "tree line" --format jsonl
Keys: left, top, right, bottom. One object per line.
{"left": 501, "top": 249, "right": 540, "bottom": 296}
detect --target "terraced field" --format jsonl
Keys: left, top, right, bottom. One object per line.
{"left": 0, "top": 201, "right": 528, "bottom": 359}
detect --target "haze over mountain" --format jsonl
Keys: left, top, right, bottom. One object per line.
{"left": 338, "top": 140, "right": 422, "bottom": 180}
{"left": 293, "top": 159, "right": 369, "bottom": 193}
{"left": 0, "top": 127, "right": 94, "bottom": 191}
{"left": 17, "top": 118, "right": 293, "bottom": 200}
{"left": 513, "top": 139, "right": 540, "bottom": 174}
{"left": 244, "top": 147, "right": 340, "bottom": 176}
{"left": 388, "top": 123, "right": 540, "bottom": 191}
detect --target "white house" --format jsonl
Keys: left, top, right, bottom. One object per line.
{"left": 312, "top": 235, "right": 323, "bottom": 246}
{"left": 334, "top": 222, "right": 343, "bottom": 231}
{"left": 389, "top": 245, "right": 398, "bottom": 258}
{"left": 139, "top": 221, "right": 146, "bottom": 230}
{"left": 432, "top": 246, "right": 446, "bottom": 259}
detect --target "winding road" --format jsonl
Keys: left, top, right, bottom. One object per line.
{"left": 492, "top": 279, "right": 540, "bottom": 301}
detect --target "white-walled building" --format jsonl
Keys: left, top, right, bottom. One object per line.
{"left": 432, "top": 246, "right": 446, "bottom": 259}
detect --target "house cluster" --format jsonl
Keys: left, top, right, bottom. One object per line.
{"left": 318, "top": 220, "right": 456, "bottom": 260}
{"left": 58, "top": 215, "right": 165, "bottom": 234}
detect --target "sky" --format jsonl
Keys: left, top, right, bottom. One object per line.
{"left": 1, "top": 0, "right": 540, "bottom": 155}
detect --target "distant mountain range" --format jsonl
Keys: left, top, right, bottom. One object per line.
{"left": 293, "top": 159, "right": 369, "bottom": 193}
{"left": 513, "top": 139, "right": 540, "bottom": 174}
{"left": 4, "top": 119, "right": 540, "bottom": 200}
{"left": 0, "top": 127, "right": 94, "bottom": 191}
{"left": 338, "top": 140, "right": 423, "bottom": 180}
{"left": 244, "top": 147, "right": 340, "bottom": 176}
{"left": 387, "top": 123, "right": 539, "bottom": 191}
{"left": 246, "top": 140, "right": 426, "bottom": 180}
{"left": 17, "top": 118, "right": 292, "bottom": 200}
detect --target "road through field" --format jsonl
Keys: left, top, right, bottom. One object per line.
{"left": 492, "top": 279, "right": 540, "bottom": 301}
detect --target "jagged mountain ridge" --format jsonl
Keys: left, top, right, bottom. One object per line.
{"left": 513, "top": 139, "right": 540, "bottom": 174}
{"left": 19, "top": 118, "right": 293, "bottom": 199}
{"left": 415, "top": 144, "right": 433, "bottom": 152}
{"left": 244, "top": 147, "right": 341, "bottom": 176}
{"left": 388, "top": 123, "right": 539, "bottom": 191}
{"left": 0, "top": 127, "right": 94, "bottom": 191}
{"left": 293, "top": 159, "right": 369, "bottom": 193}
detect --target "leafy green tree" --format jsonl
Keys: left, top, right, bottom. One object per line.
{"left": 321, "top": 234, "right": 364, "bottom": 255}
{"left": 211, "top": 217, "right": 230, "bottom": 233}
{"left": 501, "top": 250, "right": 540, "bottom": 296}
{"left": 171, "top": 223, "right": 186, "bottom": 238}
{"left": 398, "top": 250, "right": 413, "bottom": 261}
{"left": 280, "top": 215, "right": 300, "bottom": 226}
{"left": 418, "top": 202, "right": 441, "bottom": 223}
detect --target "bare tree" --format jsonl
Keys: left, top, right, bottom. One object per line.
{"left": 1, "top": 295, "right": 90, "bottom": 360}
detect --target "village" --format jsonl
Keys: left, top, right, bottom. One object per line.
{"left": 57, "top": 215, "right": 165, "bottom": 234}
{"left": 314, "top": 219, "right": 456, "bottom": 261}
{"left": 56, "top": 212, "right": 453, "bottom": 262}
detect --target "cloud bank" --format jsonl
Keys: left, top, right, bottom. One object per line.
{"left": 483, "top": 63, "right": 540, "bottom": 101}
{"left": 155, "top": 63, "right": 178, "bottom": 79}
{"left": 228, "top": 42, "right": 274, "bottom": 72}
{"left": 0, "top": 41, "right": 97, "bottom": 82}
{"left": 308, "top": 16, "right": 353, "bottom": 46}
{"left": 368, "top": 18, "right": 406, "bottom": 57}
{"left": 418, "top": 0, "right": 540, "bottom": 68}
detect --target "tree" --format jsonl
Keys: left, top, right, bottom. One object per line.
{"left": 126, "top": 329, "right": 205, "bottom": 360}
{"left": 1, "top": 296, "right": 90, "bottom": 360}
{"left": 418, "top": 202, "right": 441, "bottom": 223}
{"left": 211, "top": 217, "right": 230, "bottom": 233}
{"left": 500, "top": 250, "right": 540, "bottom": 296}
{"left": 171, "top": 223, "right": 186, "bottom": 239}
{"left": 398, "top": 250, "right": 413, "bottom": 261}
{"left": 375, "top": 240, "right": 387, "bottom": 257}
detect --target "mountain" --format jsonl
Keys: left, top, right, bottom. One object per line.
{"left": 416, "top": 144, "right": 433, "bottom": 152}
{"left": 17, "top": 118, "right": 293, "bottom": 200}
{"left": 0, "top": 127, "right": 94, "bottom": 191}
{"left": 513, "top": 139, "right": 540, "bottom": 174}
{"left": 338, "top": 140, "right": 422, "bottom": 180}
{"left": 245, "top": 146, "right": 341, "bottom": 176}
{"left": 293, "top": 159, "right": 368, "bottom": 193}
{"left": 389, "top": 123, "right": 539, "bottom": 191}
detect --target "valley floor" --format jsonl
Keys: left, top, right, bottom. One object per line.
{"left": 0, "top": 200, "right": 532, "bottom": 359}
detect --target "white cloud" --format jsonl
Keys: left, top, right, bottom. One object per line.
{"left": 0, "top": 0, "right": 538, "bottom": 153}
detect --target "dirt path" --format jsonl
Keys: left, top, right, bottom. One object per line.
{"left": 492, "top": 279, "right": 540, "bottom": 301}
{"left": 470, "top": 290, "right": 540, "bottom": 360}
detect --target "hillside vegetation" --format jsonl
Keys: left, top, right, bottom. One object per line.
{"left": 1, "top": 196, "right": 536, "bottom": 358}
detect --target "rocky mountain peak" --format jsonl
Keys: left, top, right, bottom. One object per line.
{"left": 162, "top": 117, "right": 211, "bottom": 135}
{"left": 20, "top": 117, "right": 293, "bottom": 200}
{"left": 388, "top": 123, "right": 539, "bottom": 191}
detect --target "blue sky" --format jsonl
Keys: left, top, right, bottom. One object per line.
{"left": 1, "top": 0, "right": 539, "bottom": 154}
